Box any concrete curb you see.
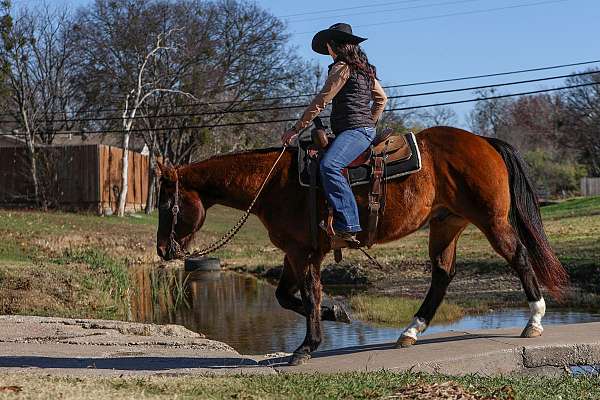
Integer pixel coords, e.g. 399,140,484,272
0,316,598,376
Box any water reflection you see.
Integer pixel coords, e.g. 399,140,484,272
130,269,600,355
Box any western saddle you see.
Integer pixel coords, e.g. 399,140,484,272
300,117,420,262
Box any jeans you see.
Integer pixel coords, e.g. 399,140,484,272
320,126,376,233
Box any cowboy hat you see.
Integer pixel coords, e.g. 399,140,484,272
311,23,367,55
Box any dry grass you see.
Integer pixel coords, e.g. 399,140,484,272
0,371,598,400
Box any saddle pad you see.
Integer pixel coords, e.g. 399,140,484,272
298,132,422,188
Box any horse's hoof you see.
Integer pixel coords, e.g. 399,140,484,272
395,335,416,348
333,304,352,324
521,325,543,338
288,352,311,366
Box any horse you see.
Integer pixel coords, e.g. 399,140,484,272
155,126,568,366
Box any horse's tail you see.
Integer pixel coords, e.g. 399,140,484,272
485,137,568,300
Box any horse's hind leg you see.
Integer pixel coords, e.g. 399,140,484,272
276,255,351,323
397,213,468,348
479,219,545,338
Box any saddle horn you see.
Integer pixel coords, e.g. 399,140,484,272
311,117,329,149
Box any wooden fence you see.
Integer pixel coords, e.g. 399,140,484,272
0,144,151,213
581,177,600,197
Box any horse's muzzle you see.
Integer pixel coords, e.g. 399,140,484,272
157,243,172,261
157,240,186,261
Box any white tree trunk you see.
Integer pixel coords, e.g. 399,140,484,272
117,132,130,216
21,109,41,207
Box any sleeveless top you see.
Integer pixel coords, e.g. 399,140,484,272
328,61,375,135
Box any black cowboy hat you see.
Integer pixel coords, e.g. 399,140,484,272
311,23,367,55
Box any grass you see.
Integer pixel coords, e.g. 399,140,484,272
349,294,467,326
1,371,600,399
0,196,598,324
541,196,600,220
51,249,132,319
0,209,152,320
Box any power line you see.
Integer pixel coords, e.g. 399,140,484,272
0,57,597,120
279,0,421,18
385,82,598,112
3,81,596,136
386,70,598,99
293,0,569,34
385,59,600,88
0,70,595,125
287,0,483,24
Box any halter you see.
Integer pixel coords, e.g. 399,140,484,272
167,171,185,258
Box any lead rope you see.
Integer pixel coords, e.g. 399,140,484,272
185,143,384,269
186,146,288,258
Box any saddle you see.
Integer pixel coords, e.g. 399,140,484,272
298,117,422,260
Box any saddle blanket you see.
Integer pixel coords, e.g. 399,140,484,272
298,132,422,188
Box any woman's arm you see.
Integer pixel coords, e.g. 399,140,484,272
371,79,388,124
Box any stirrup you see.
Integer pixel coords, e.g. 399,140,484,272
319,221,361,249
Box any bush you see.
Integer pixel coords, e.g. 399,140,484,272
524,150,587,198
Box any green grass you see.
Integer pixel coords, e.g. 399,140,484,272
1,371,600,399
349,294,467,326
52,248,132,318
541,196,600,220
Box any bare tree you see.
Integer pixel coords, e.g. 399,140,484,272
117,29,199,217
417,105,458,127
561,70,600,176
0,1,76,207
468,88,511,137
71,0,308,214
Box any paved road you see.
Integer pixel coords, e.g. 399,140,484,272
0,315,598,376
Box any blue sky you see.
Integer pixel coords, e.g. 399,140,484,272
20,0,600,127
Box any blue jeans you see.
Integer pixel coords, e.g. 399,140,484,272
320,127,376,233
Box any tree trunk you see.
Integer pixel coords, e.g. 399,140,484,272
145,149,157,214
117,132,130,216
27,140,40,207
22,111,41,208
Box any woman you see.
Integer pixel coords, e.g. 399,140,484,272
281,23,388,244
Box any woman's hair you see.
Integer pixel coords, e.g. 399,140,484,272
329,41,377,86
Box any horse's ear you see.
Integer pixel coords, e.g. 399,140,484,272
157,161,177,182
155,162,164,179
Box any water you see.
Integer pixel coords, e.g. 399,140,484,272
130,269,600,355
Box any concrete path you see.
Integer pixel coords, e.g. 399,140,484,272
0,315,598,376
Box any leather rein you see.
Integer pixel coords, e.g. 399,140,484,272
167,146,288,259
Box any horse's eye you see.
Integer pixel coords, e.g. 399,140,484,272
158,199,171,211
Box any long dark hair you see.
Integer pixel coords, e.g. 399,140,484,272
329,41,377,86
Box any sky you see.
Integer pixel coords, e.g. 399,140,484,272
19,0,600,127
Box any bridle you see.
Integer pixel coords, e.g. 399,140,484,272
162,147,288,261
166,170,185,259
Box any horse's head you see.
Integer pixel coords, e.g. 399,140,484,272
156,162,206,261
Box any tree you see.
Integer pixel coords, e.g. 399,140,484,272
0,1,76,207
561,70,600,176
416,105,458,127
468,88,511,137
71,0,309,214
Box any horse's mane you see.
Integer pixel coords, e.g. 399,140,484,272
180,146,296,171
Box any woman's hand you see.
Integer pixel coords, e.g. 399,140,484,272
281,129,299,146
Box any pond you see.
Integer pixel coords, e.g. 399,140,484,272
129,269,600,355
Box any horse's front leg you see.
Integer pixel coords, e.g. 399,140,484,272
276,255,351,323
287,250,324,366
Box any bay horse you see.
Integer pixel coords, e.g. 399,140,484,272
155,126,568,365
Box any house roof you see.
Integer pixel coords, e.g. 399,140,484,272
52,133,148,154
0,131,150,155
0,135,26,147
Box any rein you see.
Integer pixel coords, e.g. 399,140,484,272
170,146,288,259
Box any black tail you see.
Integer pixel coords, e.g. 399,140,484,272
485,137,569,300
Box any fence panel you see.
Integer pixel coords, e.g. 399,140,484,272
581,178,600,197
0,144,150,212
